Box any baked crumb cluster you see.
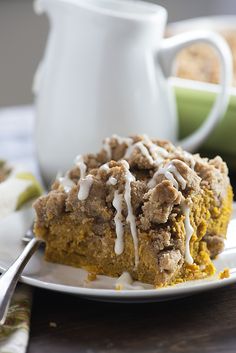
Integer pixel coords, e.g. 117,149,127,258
34,135,233,286
175,30,236,86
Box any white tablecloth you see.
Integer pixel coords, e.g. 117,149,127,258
0,106,38,353
0,105,39,176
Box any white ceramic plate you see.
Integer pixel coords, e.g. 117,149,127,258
0,204,235,303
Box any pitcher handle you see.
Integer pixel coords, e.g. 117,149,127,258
158,31,232,152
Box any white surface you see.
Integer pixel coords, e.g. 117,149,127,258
0,105,40,177
0,204,235,303
168,15,236,34
0,177,32,220
1,1,236,106
34,0,231,184
171,77,236,97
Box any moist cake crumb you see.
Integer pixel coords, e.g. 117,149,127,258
219,268,230,279
33,135,233,287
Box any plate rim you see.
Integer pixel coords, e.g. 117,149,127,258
17,268,236,298
0,203,235,300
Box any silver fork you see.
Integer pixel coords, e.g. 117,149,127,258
0,226,42,325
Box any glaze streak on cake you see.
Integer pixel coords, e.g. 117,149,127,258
33,135,233,287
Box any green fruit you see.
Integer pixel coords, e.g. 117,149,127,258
0,160,6,168
15,172,43,209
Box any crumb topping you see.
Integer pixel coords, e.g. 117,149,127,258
174,30,236,86
219,268,230,280
34,135,231,268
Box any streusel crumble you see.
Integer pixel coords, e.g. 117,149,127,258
34,135,233,286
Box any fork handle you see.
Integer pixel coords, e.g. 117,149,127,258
0,238,41,325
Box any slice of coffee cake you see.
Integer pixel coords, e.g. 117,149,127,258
33,135,233,287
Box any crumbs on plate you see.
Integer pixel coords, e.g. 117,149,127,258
87,272,97,282
49,322,57,328
219,268,230,280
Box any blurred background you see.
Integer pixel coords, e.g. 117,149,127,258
0,0,236,107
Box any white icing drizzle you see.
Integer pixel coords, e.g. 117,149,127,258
115,272,144,290
148,170,157,188
84,270,153,290
78,174,93,201
112,134,133,146
102,138,112,160
74,135,195,269
125,141,154,165
168,165,187,190
147,156,192,265
143,134,169,160
112,191,124,255
99,163,110,172
148,143,169,160
103,134,169,169
59,175,75,193
107,176,117,186
148,171,159,189
99,162,125,256
182,202,194,264
148,161,187,190
102,135,133,160
158,167,179,189
182,151,196,169
74,155,87,179
115,272,132,289
122,160,139,268
124,135,169,167
99,159,139,266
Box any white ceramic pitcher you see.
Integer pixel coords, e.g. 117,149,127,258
34,0,232,184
